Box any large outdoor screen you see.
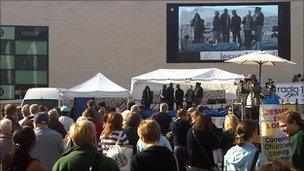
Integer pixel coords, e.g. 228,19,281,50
167,2,290,63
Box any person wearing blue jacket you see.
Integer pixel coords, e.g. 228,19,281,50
224,120,267,171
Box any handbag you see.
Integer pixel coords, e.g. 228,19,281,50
104,131,133,171
191,131,220,171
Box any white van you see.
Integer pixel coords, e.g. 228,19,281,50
22,88,72,109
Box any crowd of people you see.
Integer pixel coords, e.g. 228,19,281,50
190,7,265,49
0,96,303,171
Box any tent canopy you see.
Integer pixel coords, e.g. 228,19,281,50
131,68,244,100
68,73,130,98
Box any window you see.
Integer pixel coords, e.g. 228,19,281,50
15,55,47,70
0,55,14,69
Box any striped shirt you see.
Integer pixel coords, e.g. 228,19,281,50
100,130,129,155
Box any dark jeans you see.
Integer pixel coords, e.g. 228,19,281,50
186,101,193,109
175,146,188,171
232,30,241,45
176,102,183,110
222,30,230,42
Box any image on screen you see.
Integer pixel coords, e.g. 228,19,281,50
167,3,290,63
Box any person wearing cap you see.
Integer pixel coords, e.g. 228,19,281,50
253,7,264,41
31,113,64,171
58,106,74,133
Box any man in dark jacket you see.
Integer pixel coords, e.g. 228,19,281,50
193,82,204,107
151,103,172,135
212,11,222,44
220,8,230,42
167,83,175,111
253,7,264,41
175,84,184,110
230,10,242,45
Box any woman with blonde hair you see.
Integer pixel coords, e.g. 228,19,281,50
224,120,267,171
53,118,119,171
100,113,129,155
221,114,239,154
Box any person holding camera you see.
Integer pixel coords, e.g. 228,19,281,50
243,74,262,120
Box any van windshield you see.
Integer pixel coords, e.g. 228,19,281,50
22,99,59,109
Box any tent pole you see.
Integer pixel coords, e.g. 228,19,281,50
258,63,262,83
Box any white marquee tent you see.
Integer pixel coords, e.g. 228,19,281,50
67,73,130,98
131,68,244,101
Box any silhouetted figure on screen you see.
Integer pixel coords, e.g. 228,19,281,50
220,9,230,42
191,11,205,43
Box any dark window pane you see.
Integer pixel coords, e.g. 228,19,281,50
15,26,48,40
15,55,47,70
0,70,14,84
0,40,14,54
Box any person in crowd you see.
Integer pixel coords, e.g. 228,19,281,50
190,10,205,43
130,105,141,116
2,127,46,171
123,113,141,154
58,106,74,133
83,108,103,140
31,113,64,170
185,85,194,109
193,82,204,107
18,104,30,126
221,114,239,155
175,84,184,110
126,101,136,112
244,74,262,120
278,111,304,170
47,109,67,138
4,104,21,133
30,104,40,116
121,110,132,128
160,84,168,104
142,86,153,110
190,110,201,125
212,11,222,44
52,118,119,171
292,74,300,82
87,100,103,126
253,7,264,42
242,11,254,49
136,134,172,154
220,8,230,42
167,83,175,111
224,120,267,171
100,113,129,155
230,10,242,45
151,103,172,135
170,109,191,171
0,118,13,162
40,106,49,113
297,73,303,82
257,160,291,171
187,114,219,170
131,119,178,171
